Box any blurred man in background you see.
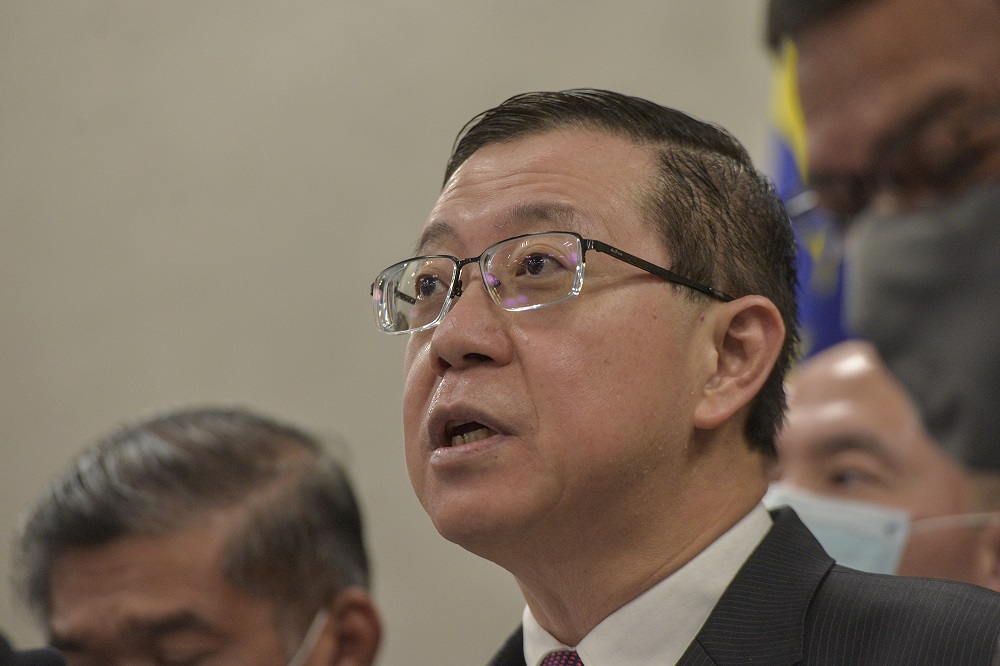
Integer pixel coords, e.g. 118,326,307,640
766,0,1000,471
15,406,381,666
768,340,1000,587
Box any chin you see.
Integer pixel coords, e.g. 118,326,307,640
425,496,532,559
430,503,500,544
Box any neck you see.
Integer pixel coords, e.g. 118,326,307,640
504,451,768,646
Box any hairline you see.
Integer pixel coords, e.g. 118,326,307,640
442,122,729,249
18,408,369,639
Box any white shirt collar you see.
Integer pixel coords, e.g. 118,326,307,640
522,504,772,666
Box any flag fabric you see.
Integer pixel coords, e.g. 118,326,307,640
768,41,851,358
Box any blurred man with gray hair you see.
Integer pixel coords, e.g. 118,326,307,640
15,406,381,666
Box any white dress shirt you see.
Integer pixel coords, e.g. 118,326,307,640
523,504,773,666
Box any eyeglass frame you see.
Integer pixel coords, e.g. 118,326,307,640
371,230,734,335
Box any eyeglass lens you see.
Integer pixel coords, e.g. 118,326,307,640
374,232,584,333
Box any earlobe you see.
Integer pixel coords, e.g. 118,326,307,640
693,295,785,431
324,586,383,666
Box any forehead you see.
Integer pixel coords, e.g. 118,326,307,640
48,513,251,636
780,350,929,460
420,129,657,254
795,0,1000,174
789,350,908,420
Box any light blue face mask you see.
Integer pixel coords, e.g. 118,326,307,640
764,483,910,574
764,483,1000,575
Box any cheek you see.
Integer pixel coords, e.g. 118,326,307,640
904,461,971,520
520,324,607,410
401,387,427,487
900,528,980,581
402,336,422,384
402,342,433,427
223,610,291,663
528,324,684,450
402,344,437,495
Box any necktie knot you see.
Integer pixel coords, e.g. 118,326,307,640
540,650,584,666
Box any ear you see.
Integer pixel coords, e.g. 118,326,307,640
693,295,785,430
320,586,382,666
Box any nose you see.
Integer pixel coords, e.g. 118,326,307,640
428,261,513,375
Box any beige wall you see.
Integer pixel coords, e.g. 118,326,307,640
0,2,773,663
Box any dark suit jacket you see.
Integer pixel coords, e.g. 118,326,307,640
487,507,1000,665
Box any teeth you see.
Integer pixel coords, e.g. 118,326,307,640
446,424,497,447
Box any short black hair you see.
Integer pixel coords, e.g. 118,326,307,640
15,406,370,636
445,89,799,457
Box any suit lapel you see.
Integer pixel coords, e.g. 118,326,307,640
677,507,834,665
487,509,832,666
487,625,527,666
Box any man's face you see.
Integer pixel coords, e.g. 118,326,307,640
402,129,711,559
795,0,1000,217
774,343,983,582
48,512,298,665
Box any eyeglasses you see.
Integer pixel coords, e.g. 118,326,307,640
807,94,1000,220
371,230,733,334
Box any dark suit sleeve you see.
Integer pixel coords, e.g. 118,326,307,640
804,567,1000,665
683,507,1000,665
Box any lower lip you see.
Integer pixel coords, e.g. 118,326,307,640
429,433,506,466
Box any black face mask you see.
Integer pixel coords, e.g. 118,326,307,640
845,181,1000,468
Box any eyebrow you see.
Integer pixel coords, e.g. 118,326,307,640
132,611,222,640
51,611,223,652
810,87,971,186
870,88,971,164
810,433,900,471
414,202,582,256
413,221,459,256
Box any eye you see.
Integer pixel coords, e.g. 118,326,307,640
830,467,879,488
414,273,447,300
823,454,892,496
514,252,568,277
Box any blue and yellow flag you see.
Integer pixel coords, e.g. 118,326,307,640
769,41,851,358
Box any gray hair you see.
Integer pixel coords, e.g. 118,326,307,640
15,406,370,634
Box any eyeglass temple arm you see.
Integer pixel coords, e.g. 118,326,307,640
370,282,418,305
585,239,734,302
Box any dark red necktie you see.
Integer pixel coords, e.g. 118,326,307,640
540,650,584,666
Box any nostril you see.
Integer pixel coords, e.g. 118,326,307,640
432,352,492,376
433,356,453,375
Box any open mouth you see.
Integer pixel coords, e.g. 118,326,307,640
444,420,498,447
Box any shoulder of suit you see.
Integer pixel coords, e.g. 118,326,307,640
818,565,1000,619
